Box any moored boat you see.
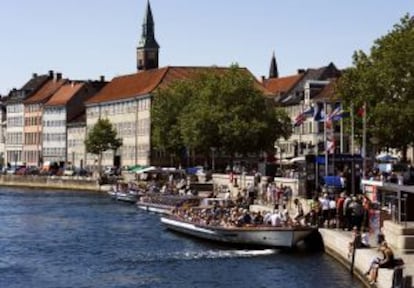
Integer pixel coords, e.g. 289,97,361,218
108,190,139,203
108,181,144,203
137,194,201,215
160,216,316,248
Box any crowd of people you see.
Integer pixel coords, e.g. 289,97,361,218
171,198,306,228
246,180,372,231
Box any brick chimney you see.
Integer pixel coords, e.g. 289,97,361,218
56,73,62,81
48,70,54,79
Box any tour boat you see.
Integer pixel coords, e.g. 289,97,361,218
108,181,143,203
160,216,317,248
137,194,201,215
108,190,139,203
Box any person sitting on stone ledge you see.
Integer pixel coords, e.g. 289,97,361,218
365,238,395,285
347,227,370,258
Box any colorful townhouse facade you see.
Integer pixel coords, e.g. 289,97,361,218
22,72,67,167
5,73,50,167
0,98,6,166
42,80,104,166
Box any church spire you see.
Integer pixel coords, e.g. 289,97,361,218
137,0,160,71
269,51,278,78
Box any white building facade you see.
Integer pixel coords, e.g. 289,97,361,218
67,121,86,169
86,96,151,168
6,100,24,166
42,106,67,164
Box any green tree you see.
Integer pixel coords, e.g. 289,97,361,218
85,118,122,175
337,14,414,160
151,81,194,162
151,66,291,166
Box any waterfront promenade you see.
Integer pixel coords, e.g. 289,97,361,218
0,174,102,191
320,228,413,288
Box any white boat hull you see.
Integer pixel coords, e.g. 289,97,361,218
160,217,316,248
136,202,172,215
108,191,138,203
136,194,200,215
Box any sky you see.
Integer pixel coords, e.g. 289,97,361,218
0,0,412,95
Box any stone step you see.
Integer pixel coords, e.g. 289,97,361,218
384,232,414,250
383,220,414,235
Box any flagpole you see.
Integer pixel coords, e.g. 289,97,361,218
351,102,355,154
299,101,303,156
324,102,328,177
362,101,367,179
340,105,344,153
331,103,335,176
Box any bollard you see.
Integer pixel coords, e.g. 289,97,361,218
392,266,404,288
350,239,356,275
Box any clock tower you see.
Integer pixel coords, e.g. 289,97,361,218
137,0,160,71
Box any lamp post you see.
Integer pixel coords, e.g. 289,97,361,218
279,147,284,172
14,151,17,169
210,147,216,172
299,100,304,156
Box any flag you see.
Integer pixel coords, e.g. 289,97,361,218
293,113,306,127
302,105,314,116
333,111,350,121
326,138,335,154
293,105,314,127
313,102,325,121
327,103,342,122
357,106,365,117
326,103,350,121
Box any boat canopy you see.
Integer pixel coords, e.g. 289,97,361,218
135,166,156,174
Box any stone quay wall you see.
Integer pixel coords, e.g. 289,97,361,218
319,228,399,288
0,175,101,191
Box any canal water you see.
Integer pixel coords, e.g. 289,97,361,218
0,188,364,288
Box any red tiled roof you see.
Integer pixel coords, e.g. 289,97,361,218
86,66,270,104
86,68,168,104
44,82,84,106
263,74,303,95
24,79,67,104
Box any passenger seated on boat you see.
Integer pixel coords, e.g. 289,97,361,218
228,208,238,225
219,215,230,227
270,211,284,226
160,184,167,194
253,211,264,225
263,211,272,225
237,209,252,226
